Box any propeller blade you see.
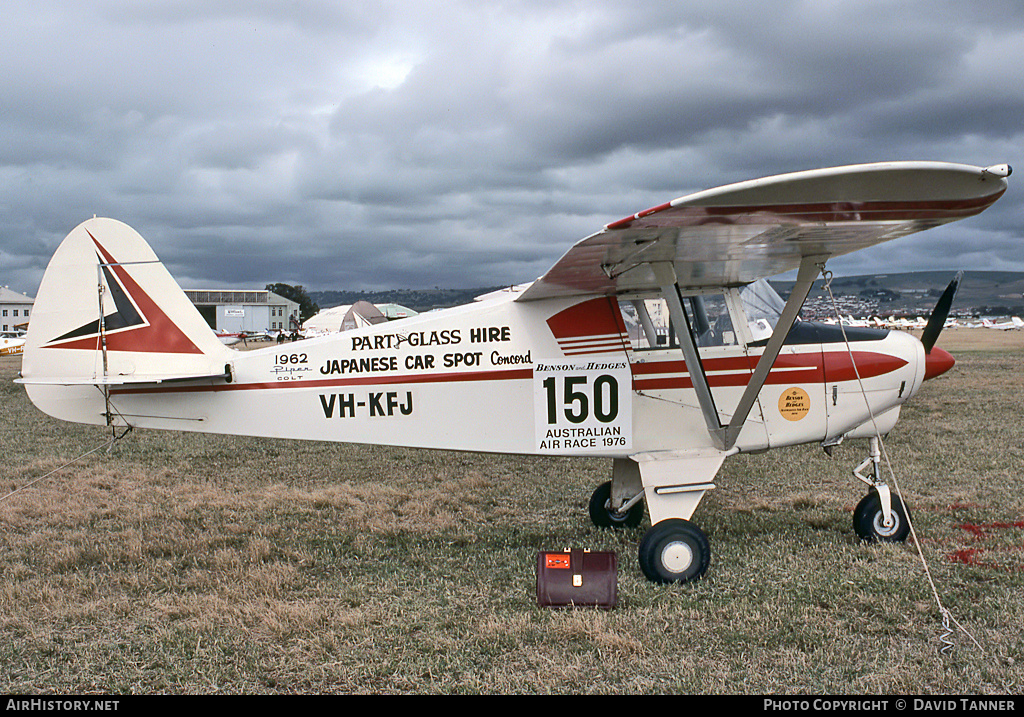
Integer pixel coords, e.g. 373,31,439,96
921,270,963,354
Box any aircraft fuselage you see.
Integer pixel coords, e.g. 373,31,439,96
65,292,936,463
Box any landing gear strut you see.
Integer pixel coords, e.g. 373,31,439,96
591,456,719,584
851,437,911,543
588,481,645,529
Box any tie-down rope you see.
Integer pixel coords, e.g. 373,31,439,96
817,264,981,656
0,425,133,505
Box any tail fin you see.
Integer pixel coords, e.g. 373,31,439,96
19,218,233,425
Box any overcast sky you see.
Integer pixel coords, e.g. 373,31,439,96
2,0,1023,296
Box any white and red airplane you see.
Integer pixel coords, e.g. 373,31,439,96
981,316,1024,330
17,161,1011,583
0,333,26,356
214,330,247,346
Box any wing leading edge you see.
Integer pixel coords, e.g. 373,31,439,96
517,162,1010,302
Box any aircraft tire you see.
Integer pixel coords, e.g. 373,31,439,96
588,481,645,529
638,519,710,584
853,491,911,543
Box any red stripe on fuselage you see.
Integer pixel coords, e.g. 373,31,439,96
821,350,909,383
631,350,906,391
109,349,906,397
546,297,630,353
109,367,535,396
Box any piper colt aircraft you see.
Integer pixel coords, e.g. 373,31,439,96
17,161,1011,584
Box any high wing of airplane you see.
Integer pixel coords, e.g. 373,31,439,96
16,161,1011,584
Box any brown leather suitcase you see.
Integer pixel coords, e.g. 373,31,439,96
536,549,617,609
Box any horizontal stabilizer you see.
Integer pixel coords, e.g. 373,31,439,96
16,369,232,387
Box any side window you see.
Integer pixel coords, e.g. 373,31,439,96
620,293,739,351
620,298,670,350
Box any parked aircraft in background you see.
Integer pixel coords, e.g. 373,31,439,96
215,330,247,346
0,332,25,356
822,315,868,328
981,316,1024,330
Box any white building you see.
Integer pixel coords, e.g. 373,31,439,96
0,286,34,333
183,289,300,333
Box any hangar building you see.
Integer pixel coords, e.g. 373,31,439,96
183,289,300,334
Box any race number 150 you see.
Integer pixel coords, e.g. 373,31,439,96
542,375,619,424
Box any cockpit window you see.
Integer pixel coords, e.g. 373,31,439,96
621,293,739,350
619,280,791,352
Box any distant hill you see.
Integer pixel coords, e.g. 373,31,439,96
310,271,1024,320
770,270,1024,319
308,287,505,313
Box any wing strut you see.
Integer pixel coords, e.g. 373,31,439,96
653,262,723,443
654,255,826,451
722,255,825,449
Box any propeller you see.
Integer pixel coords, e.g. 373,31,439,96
921,270,963,355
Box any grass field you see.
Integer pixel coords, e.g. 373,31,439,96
1,331,1022,694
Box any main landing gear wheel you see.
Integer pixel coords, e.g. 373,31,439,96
588,481,645,529
638,519,710,584
853,490,911,543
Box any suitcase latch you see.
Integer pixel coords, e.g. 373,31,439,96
576,548,589,585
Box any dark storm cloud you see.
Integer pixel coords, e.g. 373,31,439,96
1,0,1022,296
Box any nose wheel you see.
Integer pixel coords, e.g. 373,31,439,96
853,490,911,543
851,437,911,543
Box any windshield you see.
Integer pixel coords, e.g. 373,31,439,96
740,279,787,342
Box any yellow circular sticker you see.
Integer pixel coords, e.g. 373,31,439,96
778,387,810,421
